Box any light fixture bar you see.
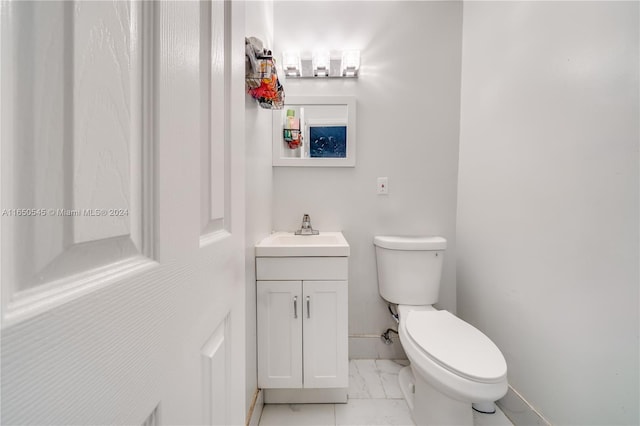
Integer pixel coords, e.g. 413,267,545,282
283,50,360,78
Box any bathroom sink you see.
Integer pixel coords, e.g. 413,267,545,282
255,231,350,257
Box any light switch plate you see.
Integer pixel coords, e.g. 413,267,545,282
377,177,389,195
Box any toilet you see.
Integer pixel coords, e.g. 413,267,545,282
374,236,508,426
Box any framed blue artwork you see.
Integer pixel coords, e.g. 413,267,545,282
309,124,347,158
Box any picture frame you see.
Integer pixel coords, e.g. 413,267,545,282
307,120,348,159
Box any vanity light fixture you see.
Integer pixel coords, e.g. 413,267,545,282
282,51,302,77
312,50,330,77
282,49,360,78
341,50,360,77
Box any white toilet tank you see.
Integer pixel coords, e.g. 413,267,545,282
374,236,447,305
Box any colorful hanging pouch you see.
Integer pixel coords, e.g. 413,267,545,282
245,37,284,110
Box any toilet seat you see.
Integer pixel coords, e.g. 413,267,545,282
405,310,507,384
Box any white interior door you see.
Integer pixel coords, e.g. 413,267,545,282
0,1,246,424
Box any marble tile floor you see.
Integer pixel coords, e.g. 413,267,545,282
259,359,514,426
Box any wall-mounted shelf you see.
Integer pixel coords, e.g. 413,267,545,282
272,96,356,167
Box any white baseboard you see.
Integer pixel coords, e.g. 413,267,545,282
349,335,407,359
264,388,347,404
247,389,264,426
497,385,551,426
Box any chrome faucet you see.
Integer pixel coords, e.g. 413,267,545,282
295,214,319,235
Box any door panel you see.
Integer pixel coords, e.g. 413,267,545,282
257,281,303,388
200,0,230,238
1,0,152,319
303,280,348,388
201,315,230,426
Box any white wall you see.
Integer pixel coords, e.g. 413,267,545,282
245,0,274,414
273,1,463,357
457,2,639,425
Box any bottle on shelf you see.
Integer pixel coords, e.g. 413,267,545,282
284,109,301,149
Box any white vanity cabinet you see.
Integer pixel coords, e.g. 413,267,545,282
256,254,349,403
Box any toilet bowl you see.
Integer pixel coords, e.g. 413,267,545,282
373,236,508,425
397,305,508,425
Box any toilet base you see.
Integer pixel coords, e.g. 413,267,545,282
472,401,497,414
398,366,473,426
398,366,415,411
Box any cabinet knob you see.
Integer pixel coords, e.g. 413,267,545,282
293,296,298,318
306,296,311,318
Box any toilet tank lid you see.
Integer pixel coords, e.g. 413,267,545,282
374,236,447,251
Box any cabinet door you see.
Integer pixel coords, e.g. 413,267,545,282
303,281,348,388
257,281,303,388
